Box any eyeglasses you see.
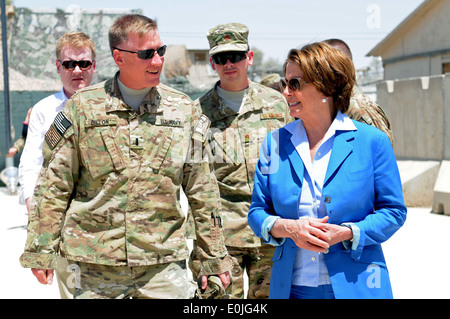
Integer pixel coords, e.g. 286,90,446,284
279,77,308,92
58,60,94,71
113,45,167,60
211,51,247,65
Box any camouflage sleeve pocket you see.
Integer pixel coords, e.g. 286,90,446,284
44,112,73,150
42,112,74,163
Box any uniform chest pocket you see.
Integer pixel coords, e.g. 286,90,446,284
144,126,174,171
210,130,245,165
243,134,265,163
260,116,286,133
81,130,125,180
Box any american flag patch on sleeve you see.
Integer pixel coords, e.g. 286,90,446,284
45,112,72,149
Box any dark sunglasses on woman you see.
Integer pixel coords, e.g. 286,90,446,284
279,77,308,92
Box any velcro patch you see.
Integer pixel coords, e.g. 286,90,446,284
45,112,72,149
54,112,72,135
155,116,183,127
85,117,117,127
45,125,61,149
193,114,211,142
260,112,284,120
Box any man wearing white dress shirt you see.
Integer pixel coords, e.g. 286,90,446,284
18,31,96,298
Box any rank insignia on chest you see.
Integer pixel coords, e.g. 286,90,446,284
260,112,284,120
45,112,72,149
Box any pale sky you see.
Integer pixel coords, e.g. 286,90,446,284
13,0,425,70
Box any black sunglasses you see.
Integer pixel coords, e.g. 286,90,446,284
211,51,247,65
113,45,167,60
58,60,94,71
279,77,308,92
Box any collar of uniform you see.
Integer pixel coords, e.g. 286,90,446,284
138,86,162,114
239,81,264,113
208,81,262,121
105,73,132,113
105,73,161,114
207,81,237,121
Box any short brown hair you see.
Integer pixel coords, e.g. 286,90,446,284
108,14,158,55
284,42,356,115
56,31,96,60
323,38,353,60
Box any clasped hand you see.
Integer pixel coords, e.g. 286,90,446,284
271,216,352,252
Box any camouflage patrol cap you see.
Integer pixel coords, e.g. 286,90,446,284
260,73,282,92
207,23,249,55
260,73,281,87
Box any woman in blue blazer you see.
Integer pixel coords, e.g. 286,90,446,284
248,42,406,299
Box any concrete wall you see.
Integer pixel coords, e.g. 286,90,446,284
377,73,450,212
383,54,450,80
376,74,450,160
6,6,140,87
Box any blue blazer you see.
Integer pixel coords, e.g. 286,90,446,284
248,120,407,299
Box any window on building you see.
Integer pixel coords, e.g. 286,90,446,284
194,53,207,62
442,63,450,74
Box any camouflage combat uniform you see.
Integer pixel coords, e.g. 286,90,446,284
347,86,394,146
19,74,232,298
189,81,291,299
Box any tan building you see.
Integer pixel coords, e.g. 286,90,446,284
368,0,450,80
367,0,450,213
186,48,219,91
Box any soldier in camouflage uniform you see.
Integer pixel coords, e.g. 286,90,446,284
8,107,32,156
347,85,393,146
188,23,292,299
19,14,232,299
260,73,282,93
324,38,394,146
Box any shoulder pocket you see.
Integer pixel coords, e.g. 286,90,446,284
147,127,173,172
45,112,73,150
